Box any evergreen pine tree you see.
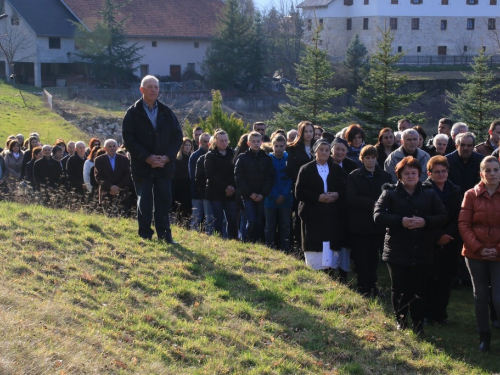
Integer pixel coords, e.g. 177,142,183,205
198,90,249,147
203,0,263,90
348,28,425,136
73,0,142,87
447,48,500,132
269,23,345,129
343,34,369,89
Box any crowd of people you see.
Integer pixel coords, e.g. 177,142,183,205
2,75,500,350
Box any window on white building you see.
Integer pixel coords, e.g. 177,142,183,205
391,0,398,4
397,46,402,52
307,19,312,30
152,41,157,47
441,0,449,4
482,46,487,52
411,0,422,4
438,46,447,55
467,18,475,30
390,18,398,30
488,18,496,30
49,38,61,49
363,18,369,30
346,18,352,30
412,18,420,30
187,63,195,72
344,0,353,5
441,20,447,30
491,0,497,4
466,0,478,4
364,0,369,4
464,46,468,52
194,42,199,48
417,46,421,52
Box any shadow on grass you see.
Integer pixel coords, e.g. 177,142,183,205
376,264,500,373
164,242,425,372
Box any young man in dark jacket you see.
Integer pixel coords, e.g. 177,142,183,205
235,131,275,242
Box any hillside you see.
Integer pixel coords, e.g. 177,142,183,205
0,202,494,374
0,81,87,144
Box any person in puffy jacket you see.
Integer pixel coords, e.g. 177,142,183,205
374,156,447,335
235,131,275,242
459,156,500,352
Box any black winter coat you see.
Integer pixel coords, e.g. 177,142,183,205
374,181,448,266
173,154,192,209
205,147,236,201
195,154,207,199
422,178,463,279
285,143,312,183
122,98,183,179
234,149,275,198
295,158,347,252
338,157,358,175
347,165,392,234
446,150,484,194
33,157,62,189
66,154,85,194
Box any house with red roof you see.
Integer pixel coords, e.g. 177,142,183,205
0,0,222,87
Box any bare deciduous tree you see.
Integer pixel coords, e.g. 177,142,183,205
453,31,476,63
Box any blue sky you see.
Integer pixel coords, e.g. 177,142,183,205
254,0,274,11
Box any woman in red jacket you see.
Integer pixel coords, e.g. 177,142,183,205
459,156,500,353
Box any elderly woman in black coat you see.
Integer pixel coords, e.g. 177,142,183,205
295,139,346,271
347,145,392,297
422,155,462,325
374,156,447,335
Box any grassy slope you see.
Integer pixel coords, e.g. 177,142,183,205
0,202,494,374
0,81,87,144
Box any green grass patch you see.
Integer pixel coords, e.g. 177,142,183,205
0,201,495,374
0,80,87,143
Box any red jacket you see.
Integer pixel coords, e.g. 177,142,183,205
459,182,500,260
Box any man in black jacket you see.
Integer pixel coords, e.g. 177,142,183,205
66,141,86,196
446,132,484,194
122,75,183,242
33,145,62,190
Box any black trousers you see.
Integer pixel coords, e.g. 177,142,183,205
386,262,429,326
351,233,384,291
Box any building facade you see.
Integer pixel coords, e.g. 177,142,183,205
299,0,500,60
0,0,222,87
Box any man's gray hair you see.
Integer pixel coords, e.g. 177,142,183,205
75,141,86,148
401,128,418,139
433,133,449,147
141,75,159,87
455,132,476,146
104,139,118,147
67,141,75,146
451,122,468,136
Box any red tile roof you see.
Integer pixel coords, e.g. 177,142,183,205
61,0,223,39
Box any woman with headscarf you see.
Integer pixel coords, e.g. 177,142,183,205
295,139,346,273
